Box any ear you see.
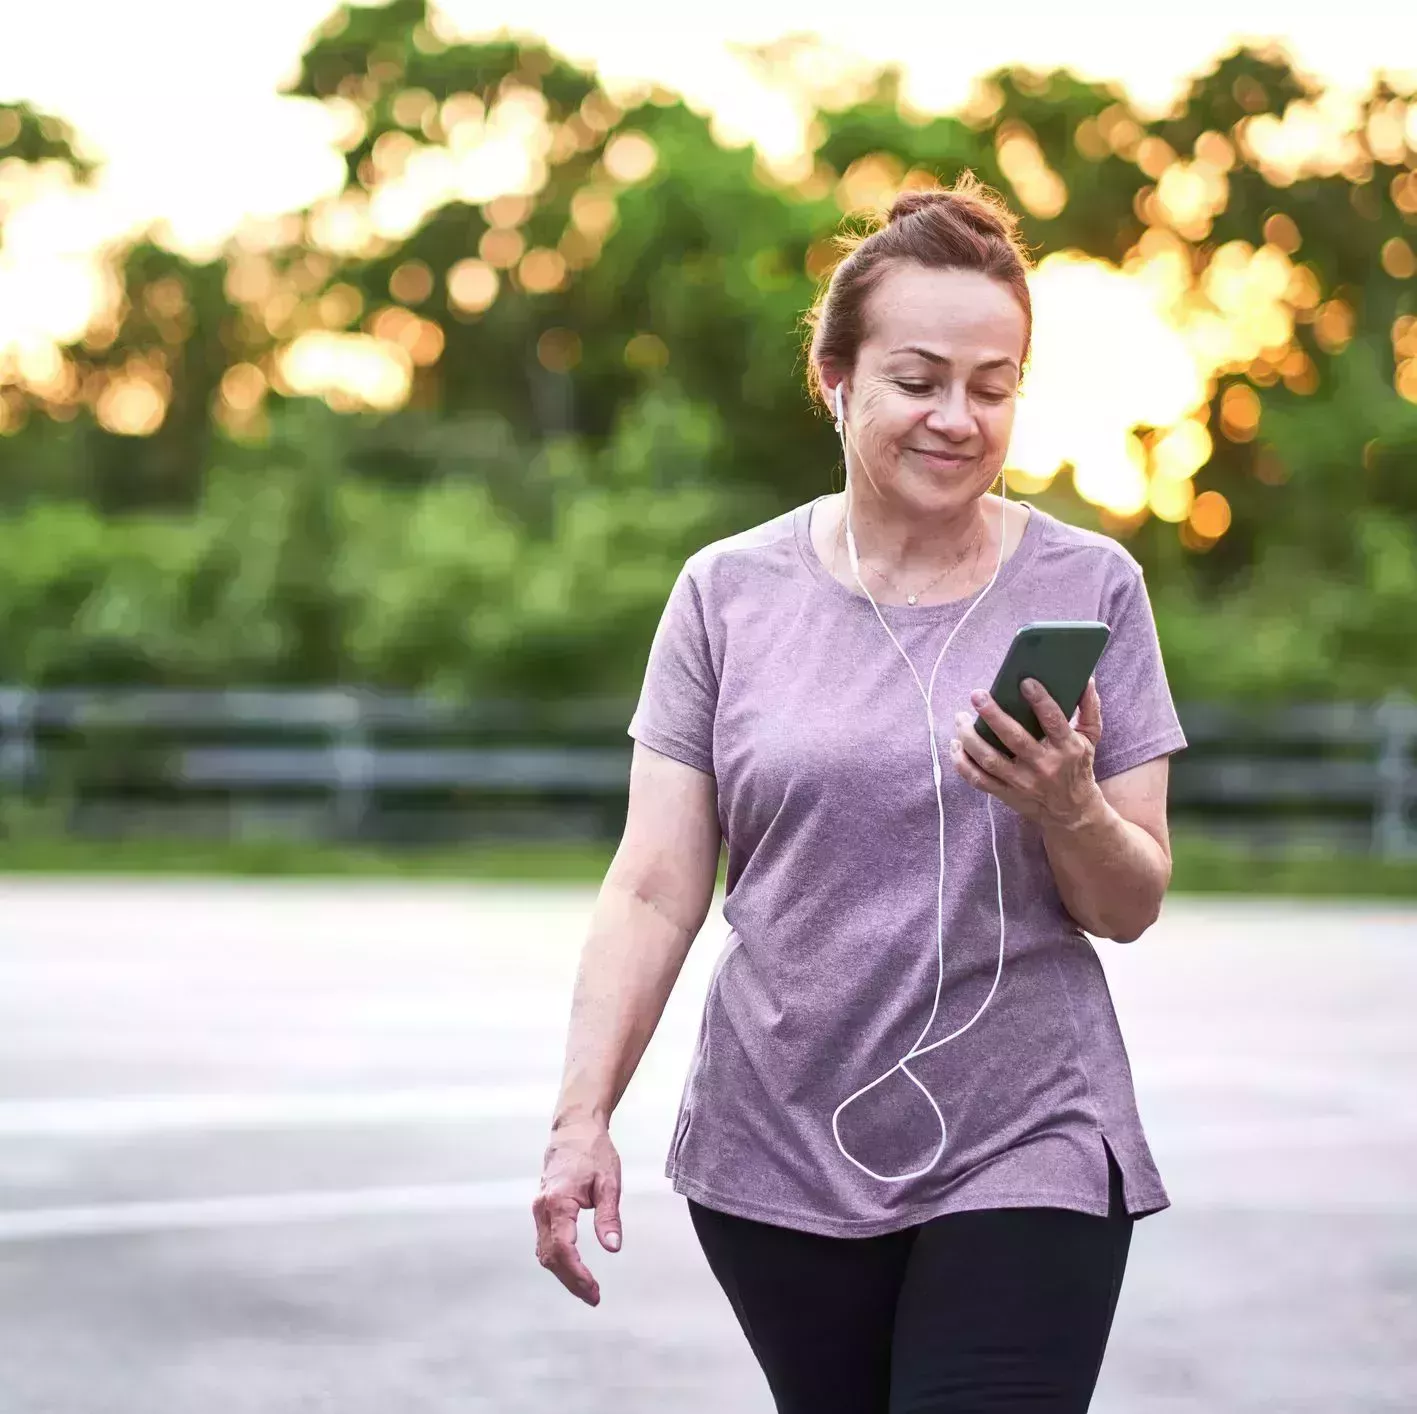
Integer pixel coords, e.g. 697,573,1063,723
817,362,846,417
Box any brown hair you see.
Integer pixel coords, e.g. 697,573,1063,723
805,171,1035,410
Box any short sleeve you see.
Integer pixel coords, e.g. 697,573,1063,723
1091,565,1188,782
626,563,718,776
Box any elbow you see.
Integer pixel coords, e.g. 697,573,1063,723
1108,853,1171,943
1108,922,1152,945
1103,897,1165,945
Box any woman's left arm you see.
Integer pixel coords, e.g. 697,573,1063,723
951,677,1173,943
1037,754,1171,944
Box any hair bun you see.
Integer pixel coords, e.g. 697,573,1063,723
886,174,1021,245
887,189,952,224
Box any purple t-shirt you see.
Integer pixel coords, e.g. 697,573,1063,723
627,494,1188,1237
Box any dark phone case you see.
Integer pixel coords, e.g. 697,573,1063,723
973,622,1110,759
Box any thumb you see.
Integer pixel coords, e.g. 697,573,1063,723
592,1168,622,1253
1078,677,1102,743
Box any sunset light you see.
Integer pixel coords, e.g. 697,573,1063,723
0,2,1414,547
0,22,1413,1371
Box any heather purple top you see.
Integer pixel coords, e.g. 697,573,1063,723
626,494,1188,1237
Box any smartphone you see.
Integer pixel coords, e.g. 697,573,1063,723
972,621,1110,759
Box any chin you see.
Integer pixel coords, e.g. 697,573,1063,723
898,469,975,508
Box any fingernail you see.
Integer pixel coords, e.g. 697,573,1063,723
950,738,960,752
605,1231,620,1250
969,689,987,708
1021,678,1039,696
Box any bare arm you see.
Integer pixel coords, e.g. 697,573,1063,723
1039,757,1171,943
953,676,1174,944
551,871,713,1130
534,741,722,1306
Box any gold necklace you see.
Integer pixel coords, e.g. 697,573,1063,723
834,513,984,605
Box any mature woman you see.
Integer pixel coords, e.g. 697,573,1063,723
533,172,1187,1414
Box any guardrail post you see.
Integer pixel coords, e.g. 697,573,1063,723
0,687,35,797
329,690,373,842
1373,691,1417,860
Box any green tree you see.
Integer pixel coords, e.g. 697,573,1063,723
2,12,1415,700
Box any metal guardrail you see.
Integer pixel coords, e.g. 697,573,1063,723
0,687,1414,857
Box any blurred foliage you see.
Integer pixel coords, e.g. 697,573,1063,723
0,397,755,697
0,100,95,184
0,2,1414,701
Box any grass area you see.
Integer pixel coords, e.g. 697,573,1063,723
0,834,618,882
1167,832,1417,898
0,830,1414,898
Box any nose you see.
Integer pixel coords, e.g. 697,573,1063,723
925,383,977,442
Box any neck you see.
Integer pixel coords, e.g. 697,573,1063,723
841,480,998,573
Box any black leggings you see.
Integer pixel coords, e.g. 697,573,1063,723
688,1148,1134,1414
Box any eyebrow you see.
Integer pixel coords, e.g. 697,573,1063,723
889,346,1019,374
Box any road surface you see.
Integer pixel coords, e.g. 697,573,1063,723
0,880,1412,1412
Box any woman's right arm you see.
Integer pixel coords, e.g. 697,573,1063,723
532,740,722,1307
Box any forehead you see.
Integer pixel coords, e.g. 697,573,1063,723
860,262,1026,364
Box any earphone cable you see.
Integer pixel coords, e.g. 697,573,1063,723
828,388,1010,1184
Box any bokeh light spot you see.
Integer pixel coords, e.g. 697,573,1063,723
1262,212,1302,253
603,131,658,184
447,258,499,314
1396,359,1417,403
219,362,266,413
537,327,582,372
570,187,617,239
1380,238,1416,280
278,331,410,411
1148,474,1195,523
479,227,526,269
1190,489,1233,539
1220,383,1261,441
518,247,567,295
1314,299,1355,353
624,332,669,371
389,259,434,304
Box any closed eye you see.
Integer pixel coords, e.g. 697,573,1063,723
895,380,1012,401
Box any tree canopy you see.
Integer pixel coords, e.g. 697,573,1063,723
0,3,1413,701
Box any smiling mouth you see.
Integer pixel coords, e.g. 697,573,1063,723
910,448,972,462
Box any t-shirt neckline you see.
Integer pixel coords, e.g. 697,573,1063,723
793,493,1043,619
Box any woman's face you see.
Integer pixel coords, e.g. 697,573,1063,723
828,262,1026,515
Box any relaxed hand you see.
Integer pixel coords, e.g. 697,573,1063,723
950,677,1105,828
532,1118,623,1306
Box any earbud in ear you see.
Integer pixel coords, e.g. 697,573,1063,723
834,384,844,429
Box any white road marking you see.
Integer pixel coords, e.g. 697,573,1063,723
0,1169,674,1243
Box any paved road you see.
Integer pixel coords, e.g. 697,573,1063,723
0,880,1413,1412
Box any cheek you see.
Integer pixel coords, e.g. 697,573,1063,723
857,388,916,442
985,402,1017,448
880,402,924,441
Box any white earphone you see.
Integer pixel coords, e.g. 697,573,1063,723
828,382,1010,1183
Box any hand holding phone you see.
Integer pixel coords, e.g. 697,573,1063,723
972,621,1109,759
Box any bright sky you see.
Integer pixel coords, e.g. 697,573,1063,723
0,0,1412,524
1,0,1412,256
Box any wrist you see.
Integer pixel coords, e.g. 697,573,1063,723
1049,782,1110,834
551,1100,611,1132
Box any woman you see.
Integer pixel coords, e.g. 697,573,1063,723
533,172,1187,1413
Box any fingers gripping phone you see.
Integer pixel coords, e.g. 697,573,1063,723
972,621,1111,760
